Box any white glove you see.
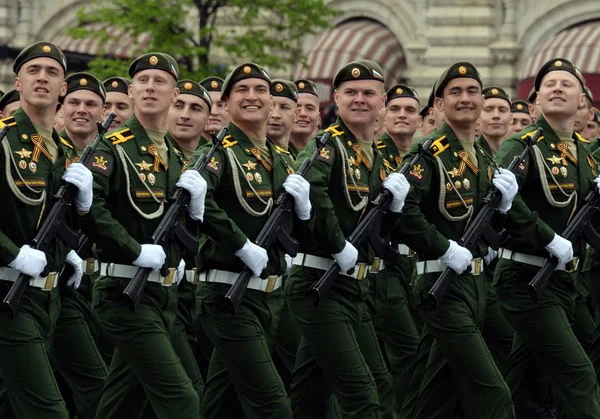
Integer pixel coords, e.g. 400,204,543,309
439,240,473,274
65,250,83,289
594,176,600,193
235,239,268,277
62,163,93,212
132,244,166,271
492,168,518,214
545,234,573,267
383,173,410,213
176,259,185,285
9,244,47,278
176,170,208,221
483,247,498,267
332,240,358,273
284,254,293,275
283,174,312,220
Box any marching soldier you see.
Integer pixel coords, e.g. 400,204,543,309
267,79,298,150
54,72,109,419
102,77,133,131
287,60,408,419
0,42,94,419
508,100,533,136
528,87,541,120
82,52,207,419
195,63,305,419
494,58,600,419
397,62,517,419
584,109,600,147
289,78,320,157
199,76,229,140
0,89,20,118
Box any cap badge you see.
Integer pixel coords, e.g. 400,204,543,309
243,65,252,74
298,82,305,89
42,45,51,53
111,81,119,88
79,78,88,86
554,60,563,67
149,56,159,65
396,87,403,94
275,83,283,92
210,80,219,88
458,66,467,75
517,104,523,110
491,88,499,95
351,68,360,78
183,82,193,90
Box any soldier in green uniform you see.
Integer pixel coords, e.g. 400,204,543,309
528,87,541,120
508,100,533,136
474,86,515,375
420,103,436,138
0,41,94,419
289,79,320,157
584,109,600,149
267,79,298,151
397,62,517,419
370,83,421,408
53,72,109,419
195,63,307,419
102,77,133,131
82,52,207,419
199,76,229,141
287,60,408,419
0,89,20,118
494,58,600,419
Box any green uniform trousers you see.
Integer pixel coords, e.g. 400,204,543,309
413,270,514,419
93,276,200,419
198,281,291,419
368,265,419,407
53,278,108,419
494,259,600,419
0,281,69,419
398,325,433,418
272,299,301,389
285,266,397,419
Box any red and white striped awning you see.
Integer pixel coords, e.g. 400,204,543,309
294,19,406,85
520,20,600,79
51,23,152,59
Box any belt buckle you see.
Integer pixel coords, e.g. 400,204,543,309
371,258,382,273
192,268,199,285
43,272,57,291
84,259,96,275
265,276,277,293
162,268,175,286
473,258,482,275
356,263,368,280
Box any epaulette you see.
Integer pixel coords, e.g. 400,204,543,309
324,124,344,137
106,128,134,145
429,135,449,157
575,132,589,143
275,145,290,155
221,135,238,149
376,140,386,149
0,116,17,128
520,129,544,143
60,137,74,149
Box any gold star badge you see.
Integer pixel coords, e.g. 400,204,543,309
149,56,159,65
15,148,32,159
447,167,460,178
135,160,153,171
458,66,467,75
275,83,283,92
546,156,562,165
242,161,258,171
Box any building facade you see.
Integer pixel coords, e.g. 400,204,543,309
1,0,599,107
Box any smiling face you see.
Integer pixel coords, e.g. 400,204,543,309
15,57,66,110
103,91,133,129
167,94,209,141
129,69,178,116
538,70,583,120
292,93,320,136
479,97,511,139
62,90,104,137
224,78,272,126
384,96,421,137
267,96,297,141
436,78,483,125
334,79,385,128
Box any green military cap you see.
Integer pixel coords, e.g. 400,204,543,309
103,77,131,95
177,79,212,109
511,100,530,114
386,83,419,106
128,52,179,81
419,105,430,118
0,89,20,112
434,62,483,97
0,90,4,97
199,76,224,93
332,60,384,89
271,79,298,102
294,79,318,97
13,41,67,74
482,86,511,106
527,87,537,104
221,62,271,100
533,58,585,91
584,86,594,104
63,72,106,102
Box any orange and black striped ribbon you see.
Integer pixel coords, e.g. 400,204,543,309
249,147,272,172
557,142,578,166
30,134,53,163
457,150,479,174
147,145,168,172
351,144,372,170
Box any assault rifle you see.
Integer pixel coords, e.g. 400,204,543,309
123,127,228,312
223,131,332,313
427,127,543,308
308,137,434,306
3,113,116,317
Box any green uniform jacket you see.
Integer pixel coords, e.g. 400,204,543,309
82,114,188,267
295,117,397,263
590,137,600,154
476,135,496,158
0,108,69,270
195,122,296,275
495,116,598,257
396,122,499,259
